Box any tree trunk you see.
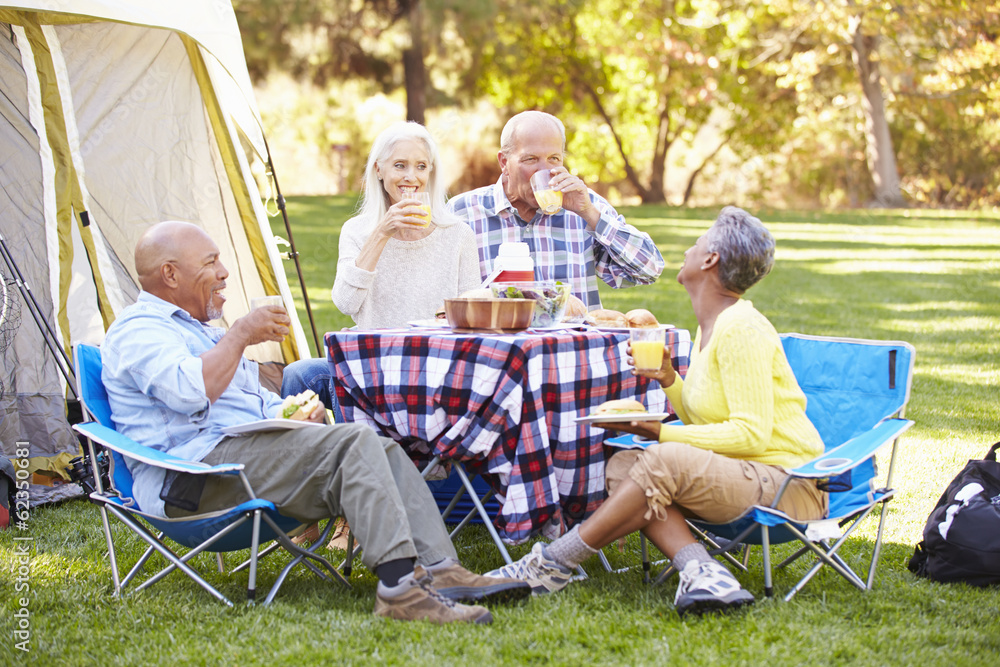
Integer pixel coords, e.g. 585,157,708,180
850,16,905,207
581,83,653,200
403,0,426,124
644,98,672,204
681,135,729,206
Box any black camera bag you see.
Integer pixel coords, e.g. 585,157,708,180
908,441,1000,586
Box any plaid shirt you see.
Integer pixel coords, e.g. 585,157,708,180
447,179,665,310
327,326,692,543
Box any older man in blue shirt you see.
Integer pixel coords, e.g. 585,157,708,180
101,221,527,624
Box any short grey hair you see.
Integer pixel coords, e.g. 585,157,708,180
499,111,566,157
704,206,775,293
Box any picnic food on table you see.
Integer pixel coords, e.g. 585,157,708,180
625,308,658,328
278,390,321,420
490,281,571,327
584,308,628,328
592,398,646,416
562,295,588,321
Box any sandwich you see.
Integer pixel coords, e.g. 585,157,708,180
584,308,628,328
591,398,646,416
562,294,588,322
278,390,321,421
625,308,659,328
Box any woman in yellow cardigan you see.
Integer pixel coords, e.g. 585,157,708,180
487,207,826,616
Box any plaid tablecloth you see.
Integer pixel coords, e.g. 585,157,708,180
326,326,691,544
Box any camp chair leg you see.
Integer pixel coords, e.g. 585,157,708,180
141,515,253,590
777,545,812,569
454,463,512,564
260,515,349,605
341,530,357,577
688,521,750,573
866,500,891,589
96,504,123,595
217,553,225,573
779,525,868,600
598,548,612,572
762,526,773,598
121,542,159,590
248,509,262,602
104,505,234,606
640,534,651,584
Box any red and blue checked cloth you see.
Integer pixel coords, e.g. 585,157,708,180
326,327,691,543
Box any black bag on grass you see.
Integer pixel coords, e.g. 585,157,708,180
908,441,1000,586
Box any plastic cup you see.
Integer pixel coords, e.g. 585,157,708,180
630,327,666,371
530,169,562,214
411,192,432,227
251,295,283,310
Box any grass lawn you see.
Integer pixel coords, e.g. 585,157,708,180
2,200,999,665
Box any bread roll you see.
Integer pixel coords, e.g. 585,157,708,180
625,308,659,328
585,308,628,328
459,288,494,300
592,398,646,416
562,294,588,321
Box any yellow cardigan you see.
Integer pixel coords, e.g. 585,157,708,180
659,300,823,469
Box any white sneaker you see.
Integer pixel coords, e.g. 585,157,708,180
674,560,755,617
485,543,574,595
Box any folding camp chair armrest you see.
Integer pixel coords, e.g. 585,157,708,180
787,418,913,479
73,422,244,475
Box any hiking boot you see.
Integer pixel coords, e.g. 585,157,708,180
425,558,531,605
674,560,755,617
374,566,493,625
485,543,573,595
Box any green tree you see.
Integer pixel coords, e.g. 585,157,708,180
470,0,792,204
728,0,1000,207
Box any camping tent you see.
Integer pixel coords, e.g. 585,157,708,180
0,1,310,462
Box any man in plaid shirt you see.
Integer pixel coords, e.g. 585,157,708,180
448,111,664,310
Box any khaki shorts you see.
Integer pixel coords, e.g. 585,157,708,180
606,442,827,524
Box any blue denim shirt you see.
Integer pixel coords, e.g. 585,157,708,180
101,291,283,517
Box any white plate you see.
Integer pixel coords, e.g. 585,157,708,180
221,419,325,436
407,318,451,328
590,324,675,333
574,412,671,425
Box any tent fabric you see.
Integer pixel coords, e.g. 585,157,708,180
0,2,308,459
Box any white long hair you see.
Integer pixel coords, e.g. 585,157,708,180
355,121,459,229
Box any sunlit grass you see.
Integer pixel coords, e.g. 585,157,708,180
3,204,998,665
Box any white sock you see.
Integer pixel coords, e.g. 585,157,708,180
544,525,597,570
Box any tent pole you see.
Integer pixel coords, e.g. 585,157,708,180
0,231,78,398
262,135,322,358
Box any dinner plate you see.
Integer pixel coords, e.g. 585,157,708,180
221,419,325,436
574,412,671,425
407,318,451,328
590,324,675,333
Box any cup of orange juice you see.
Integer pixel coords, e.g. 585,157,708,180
530,169,562,214
412,192,432,227
630,327,666,371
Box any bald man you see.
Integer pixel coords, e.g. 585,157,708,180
447,110,664,310
101,221,528,624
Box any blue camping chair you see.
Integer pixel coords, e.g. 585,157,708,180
607,334,915,601
71,344,349,606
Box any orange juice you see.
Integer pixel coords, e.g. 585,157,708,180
534,189,562,214
631,340,665,370
414,203,431,227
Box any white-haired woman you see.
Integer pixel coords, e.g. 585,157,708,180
332,120,480,328
486,207,827,617
282,122,479,429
